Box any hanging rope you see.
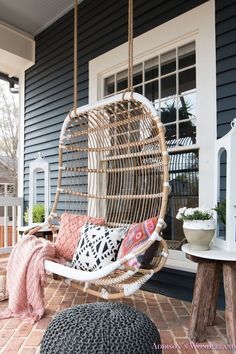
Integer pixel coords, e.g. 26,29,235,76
74,0,78,111
128,0,133,91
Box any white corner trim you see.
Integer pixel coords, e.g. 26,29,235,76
18,72,25,228
195,0,217,210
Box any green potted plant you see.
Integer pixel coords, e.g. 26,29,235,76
213,200,226,240
24,204,45,224
213,200,226,225
176,206,215,251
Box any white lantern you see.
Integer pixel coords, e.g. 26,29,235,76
214,119,236,251
28,153,50,226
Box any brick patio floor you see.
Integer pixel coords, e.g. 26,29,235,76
0,255,234,354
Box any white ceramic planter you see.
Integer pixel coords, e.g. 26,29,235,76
183,219,216,251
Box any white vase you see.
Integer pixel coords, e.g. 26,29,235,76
183,219,216,251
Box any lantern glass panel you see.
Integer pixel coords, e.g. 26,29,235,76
217,148,227,241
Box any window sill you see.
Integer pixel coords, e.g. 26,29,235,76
165,256,197,273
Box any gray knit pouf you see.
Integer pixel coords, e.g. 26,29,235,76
40,302,161,354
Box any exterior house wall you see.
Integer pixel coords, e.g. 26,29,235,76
24,0,235,305
24,0,207,212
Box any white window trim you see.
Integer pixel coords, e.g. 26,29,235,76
89,1,216,272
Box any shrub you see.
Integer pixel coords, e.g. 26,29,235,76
24,204,45,223
213,201,226,225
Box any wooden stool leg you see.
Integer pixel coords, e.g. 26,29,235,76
223,262,236,345
189,262,219,342
207,262,222,326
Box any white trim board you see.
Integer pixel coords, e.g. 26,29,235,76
89,1,216,272
0,22,35,228
0,22,35,76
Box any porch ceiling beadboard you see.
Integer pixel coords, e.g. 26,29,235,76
216,0,236,138
24,0,208,213
0,0,84,36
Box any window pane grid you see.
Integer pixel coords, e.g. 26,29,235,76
104,66,196,96
103,41,196,148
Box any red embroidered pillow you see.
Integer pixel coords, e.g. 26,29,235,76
117,217,158,267
55,213,105,260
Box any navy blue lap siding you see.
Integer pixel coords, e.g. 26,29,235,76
24,0,207,208
216,0,236,137
24,0,230,307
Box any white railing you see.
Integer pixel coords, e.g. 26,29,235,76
0,196,23,253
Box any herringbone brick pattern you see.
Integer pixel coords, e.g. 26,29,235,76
0,256,232,354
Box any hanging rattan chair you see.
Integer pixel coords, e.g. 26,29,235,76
42,91,170,299
28,0,170,299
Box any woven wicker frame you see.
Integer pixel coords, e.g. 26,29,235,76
42,92,170,299
27,0,170,299
49,92,169,227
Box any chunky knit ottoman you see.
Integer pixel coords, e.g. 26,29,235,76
40,302,161,354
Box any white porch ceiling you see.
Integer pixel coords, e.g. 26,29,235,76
0,0,84,37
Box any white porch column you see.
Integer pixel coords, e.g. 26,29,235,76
0,21,35,228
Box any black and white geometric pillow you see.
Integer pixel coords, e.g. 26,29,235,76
71,223,128,271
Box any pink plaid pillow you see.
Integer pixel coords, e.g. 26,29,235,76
55,213,105,260
117,217,158,267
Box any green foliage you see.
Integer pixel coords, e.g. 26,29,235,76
160,100,196,144
213,200,226,225
24,204,45,223
182,210,212,221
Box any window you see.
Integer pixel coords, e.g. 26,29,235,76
103,42,196,148
102,43,198,249
89,0,216,271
